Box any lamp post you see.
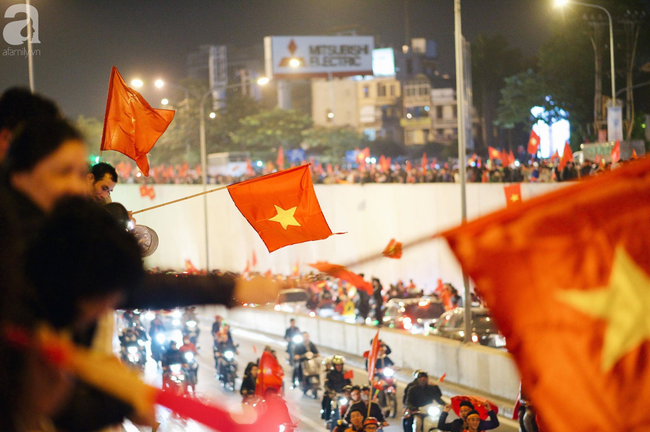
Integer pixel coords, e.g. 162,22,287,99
556,0,616,104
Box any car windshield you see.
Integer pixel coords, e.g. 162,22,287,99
278,290,309,303
473,314,498,331
404,301,446,319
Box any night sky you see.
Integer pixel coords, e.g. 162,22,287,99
0,0,554,119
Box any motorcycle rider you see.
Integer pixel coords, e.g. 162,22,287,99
363,417,379,432
162,340,185,369
214,330,238,380
340,405,365,432
212,315,223,337
402,370,423,432
293,332,319,387
285,318,301,366
179,335,198,393
148,313,166,364
406,371,446,430
322,355,352,421
240,362,259,399
345,386,387,426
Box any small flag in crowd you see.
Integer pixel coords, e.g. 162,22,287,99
100,67,174,176
276,146,284,169
139,184,155,200
382,238,403,259
367,331,381,382
503,184,522,208
227,165,333,252
558,142,573,171
441,156,650,431
527,130,541,155
308,261,373,295
611,139,620,163
488,146,501,160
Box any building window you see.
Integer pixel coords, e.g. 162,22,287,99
363,86,370,98
390,85,395,96
437,106,443,119
378,84,386,97
453,106,457,118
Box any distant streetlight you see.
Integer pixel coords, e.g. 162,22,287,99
555,0,615,105
154,79,165,88
131,79,143,88
257,76,270,86
209,112,216,119
161,98,169,106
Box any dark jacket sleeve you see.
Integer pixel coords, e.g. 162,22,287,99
437,412,454,431
433,385,446,405
120,273,237,310
480,410,500,430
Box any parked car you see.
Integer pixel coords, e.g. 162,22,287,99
429,307,506,348
382,297,446,334
275,288,310,314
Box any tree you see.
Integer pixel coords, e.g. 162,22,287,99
301,126,368,163
74,115,103,155
230,108,312,161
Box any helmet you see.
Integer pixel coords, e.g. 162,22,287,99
332,355,345,365
413,369,423,379
363,418,379,427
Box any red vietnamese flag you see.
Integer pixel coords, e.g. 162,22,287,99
382,238,403,259
527,130,541,155
611,140,620,163
550,149,560,162
500,150,509,167
508,150,516,166
558,142,573,171
101,67,174,176
228,166,333,252
421,153,427,172
246,158,255,176
503,184,522,208
344,370,354,380
367,331,381,382
451,396,498,420
488,146,501,160
255,351,284,396
277,147,284,169
406,160,412,172
441,157,650,431
308,262,373,295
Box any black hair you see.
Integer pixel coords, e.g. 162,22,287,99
0,87,60,132
5,117,83,174
350,385,361,393
103,202,130,230
25,197,144,329
90,162,118,183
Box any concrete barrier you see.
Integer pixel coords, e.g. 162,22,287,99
216,306,520,401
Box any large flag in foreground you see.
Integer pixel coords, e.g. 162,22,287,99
101,67,175,175
441,158,650,431
228,165,333,252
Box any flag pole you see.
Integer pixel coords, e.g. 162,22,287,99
131,184,229,215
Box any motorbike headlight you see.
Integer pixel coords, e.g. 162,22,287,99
172,310,182,319
156,333,166,344
339,397,348,405
185,352,194,361
137,339,145,346
145,311,155,321
172,319,181,326
383,368,394,377
427,406,441,417
127,346,138,354
224,351,234,360
186,320,197,328
170,364,181,373
292,335,303,344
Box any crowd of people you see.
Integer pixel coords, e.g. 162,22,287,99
110,154,613,186
0,87,283,432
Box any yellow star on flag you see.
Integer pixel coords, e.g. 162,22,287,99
556,246,650,371
268,205,301,230
510,194,520,202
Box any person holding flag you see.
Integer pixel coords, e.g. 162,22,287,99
344,386,386,426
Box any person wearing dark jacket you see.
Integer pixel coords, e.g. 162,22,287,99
437,401,499,432
345,386,386,425
322,355,352,420
406,372,445,410
402,371,421,432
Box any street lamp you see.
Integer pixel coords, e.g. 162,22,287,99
131,79,144,88
154,79,165,88
161,98,169,106
555,0,616,105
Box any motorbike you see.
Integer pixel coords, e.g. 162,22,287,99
287,334,303,366
182,318,200,347
120,339,146,371
183,350,199,392
410,404,442,432
151,330,167,365
216,348,238,391
375,367,398,418
297,351,320,399
326,392,349,431
163,362,188,396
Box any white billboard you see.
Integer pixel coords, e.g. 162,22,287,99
264,36,374,79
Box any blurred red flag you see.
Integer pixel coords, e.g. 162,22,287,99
243,260,250,274
421,153,427,172
508,150,516,165
308,261,373,295
246,158,255,176
558,142,573,171
550,150,560,162
367,331,381,382
356,147,370,163
277,147,284,169
255,351,284,396
406,160,412,172
139,184,155,200
227,166,333,252
293,260,300,277
441,157,650,431
631,149,638,160
488,146,501,159
503,184,522,208
500,150,509,167
100,67,174,176
527,130,541,155
344,370,354,380
382,238,403,259
611,139,620,163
